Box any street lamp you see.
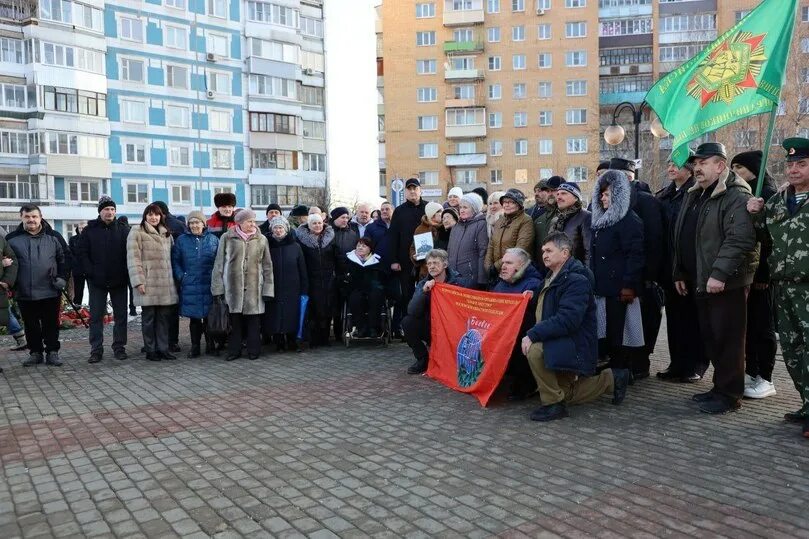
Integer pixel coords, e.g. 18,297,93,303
603,101,667,159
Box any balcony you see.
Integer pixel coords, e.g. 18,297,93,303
444,68,484,81
445,124,486,138
445,97,483,108
446,153,486,167
443,0,484,26
444,41,484,54
599,91,647,105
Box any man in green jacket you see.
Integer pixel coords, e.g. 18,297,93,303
748,137,809,437
673,142,758,415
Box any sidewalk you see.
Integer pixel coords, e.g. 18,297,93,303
1,320,807,538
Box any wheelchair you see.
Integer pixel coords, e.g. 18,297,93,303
341,296,392,347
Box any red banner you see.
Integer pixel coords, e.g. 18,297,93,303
427,283,530,407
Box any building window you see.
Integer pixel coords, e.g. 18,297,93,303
487,27,500,42
121,58,144,82
565,108,587,124
250,111,297,133
566,21,586,38
247,2,298,27
207,71,230,94
734,10,749,23
489,140,503,156
169,145,191,167
208,0,226,17
599,75,652,94
417,171,437,186
170,184,193,206
251,39,298,63
567,137,587,153
165,104,190,128
303,153,326,172
209,109,231,132
537,24,551,40
487,0,500,13
120,17,144,41
212,148,232,169
452,84,475,99
599,18,652,37
416,31,436,46
417,87,437,102
566,51,587,67
0,131,29,155
513,83,526,99
416,2,435,17
166,0,186,9
660,14,716,33
512,0,524,12
121,100,147,124
125,143,146,163
418,143,438,158
512,54,526,70
446,108,485,126
417,59,436,74
539,111,553,126
514,139,528,156
488,83,502,100
0,38,24,64
167,65,189,89
538,0,550,8
488,112,502,128
567,167,588,182
165,25,187,49
47,133,107,158
207,33,228,56
538,81,552,98
44,87,106,117
488,56,501,70
68,181,100,203
539,139,552,155
512,25,525,41
600,46,653,66
302,120,325,139
566,80,587,96
299,84,324,106
251,149,297,169
418,115,438,131
490,169,503,184
299,16,323,38
249,75,297,98
565,0,585,7
659,44,709,64
513,112,527,127
126,183,149,204
538,53,551,68
734,131,757,149
454,169,477,185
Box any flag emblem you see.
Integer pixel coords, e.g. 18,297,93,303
687,32,767,107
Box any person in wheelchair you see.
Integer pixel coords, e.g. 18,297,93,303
343,237,386,338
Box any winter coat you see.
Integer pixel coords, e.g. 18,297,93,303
164,213,188,239
744,174,777,284
344,251,386,294
590,172,645,298
548,206,591,266
206,211,236,238
365,219,392,265
656,177,695,286
630,181,665,283
388,199,427,270
266,233,308,334
295,224,337,317
126,224,179,307
210,228,274,315
673,169,758,294
406,268,464,319
171,231,219,319
533,205,558,258
6,223,67,301
526,257,598,376
527,204,546,220
68,233,83,276
757,184,809,284
75,217,130,290
447,212,489,287
485,210,535,271
0,234,18,326
492,262,543,295
409,217,447,280
333,222,359,276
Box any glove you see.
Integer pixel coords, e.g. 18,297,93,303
619,288,636,304
53,277,67,291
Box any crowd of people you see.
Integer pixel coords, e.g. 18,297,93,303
1,139,809,436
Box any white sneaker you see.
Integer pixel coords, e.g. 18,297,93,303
744,376,776,399
744,374,756,388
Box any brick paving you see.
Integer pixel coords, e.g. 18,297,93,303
1,319,808,538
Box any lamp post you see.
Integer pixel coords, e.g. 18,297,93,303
603,101,668,159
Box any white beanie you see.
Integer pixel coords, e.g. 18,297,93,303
460,193,483,215
425,202,443,220
448,187,463,198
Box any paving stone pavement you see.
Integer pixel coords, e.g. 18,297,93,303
1,318,808,538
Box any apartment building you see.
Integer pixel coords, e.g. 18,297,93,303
376,2,386,198
0,0,110,237
381,0,601,202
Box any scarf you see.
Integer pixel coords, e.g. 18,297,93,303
551,202,582,232
235,225,256,242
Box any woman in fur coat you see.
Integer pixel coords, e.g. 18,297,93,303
295,213,337,347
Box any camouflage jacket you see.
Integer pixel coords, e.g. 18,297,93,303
758,186,809,283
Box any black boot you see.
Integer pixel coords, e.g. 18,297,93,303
188,321,202,358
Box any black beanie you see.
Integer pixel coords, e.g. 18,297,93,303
330,206,350,221
98,195,116,213
730,150,763,178
265,203,282,215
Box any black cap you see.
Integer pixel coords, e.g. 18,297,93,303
290,205,309,217
545,176,564,190
783,137,809,162
609,158,636,173
597,160,611,172
405,178,420,188
692,142,727,161
265,203,282,215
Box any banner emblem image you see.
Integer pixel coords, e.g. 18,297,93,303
456,317,490,387
687,32,766,107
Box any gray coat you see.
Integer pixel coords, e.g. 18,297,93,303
6,224,67,301
447,212,489,287
211,228,274,315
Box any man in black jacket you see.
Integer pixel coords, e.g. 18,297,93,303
609,157,665,379
76,196,130,363
68,224,86,304
389,178,427,323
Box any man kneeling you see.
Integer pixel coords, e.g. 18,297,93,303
521,232,630,422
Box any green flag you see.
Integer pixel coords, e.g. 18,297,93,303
645,0,798,166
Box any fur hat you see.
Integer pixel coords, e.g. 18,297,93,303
290,205,309,217
186,210,206,224
330,206,350,221
214,192,237,208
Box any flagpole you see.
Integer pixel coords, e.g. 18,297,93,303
756,104,778,198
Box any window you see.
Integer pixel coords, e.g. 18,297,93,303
453,84,475,99
170,184,192,206
734,131,757,149
566,108,587,124
1,84,29,109
512,0,524,11
303,153,326,172
251,39,298,63
566,21,586,38
302,120,325,139
126,183,149,204
600,46,653,66
41,0,102,31
539,111,552,126
487,0,500,13
417,87,437,102
75,48,104,74
415,3,435,17
249,75,297,98
599,75,652,94
660,14,716,33
165,104,189,128
512,54,526,70
209,109,230,132
538,81,552,98
207,71,230,94
539,139,552,155
566,51,587,66
121,100,146,124
121,58,144,82
488,112,502,128
212,148,231,169
567,167,587,182
567,137,587,153
487,27,500,42
489,140,503,156
48,133,106,158
169,145,191,167
514,112,527,127
299,85,323,105
488,56,501,70
0,131,29,155
802,6,809,22
207,33,228,56
208,0,226,17
120,17,143,41
512,26,525,41
538,53,551,69
252,149,297,169
167,65,189,89
565,0,585,7
537,0,550,7
165,25,187,49
490,170,503,184
488,84,502,100
514,139,527,155
418,171,439,186
416,32,436,46
125,143,146,163
454,169,477,185
252,185,318,206
249,112,296,134
44,87,106,117
248,2,299,28
599,18,653,36
418,115,438,131
417,59,436,74
566,80,587,96
68,181,100,202
540,168,553,180
446,108,485,126
0,38,24,64
300,16,323,38
537,24,551,40
166,0,185,9
418,143,438,158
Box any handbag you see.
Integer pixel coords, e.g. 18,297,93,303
207,296,231,337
